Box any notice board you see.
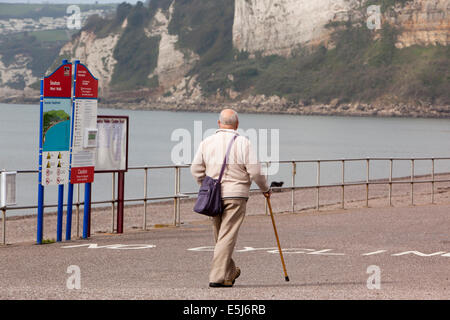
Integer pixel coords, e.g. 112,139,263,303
70,62,98,184
95,115,129,172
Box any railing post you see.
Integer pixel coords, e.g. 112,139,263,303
366,158,369,207
316,160,320,211
177,167,181,226
265,162,269,215
389,159,393,206
291,161,296,213
174,167,177,226
143,168,148,230
111,172,115,233
431,158,435,204
174,166,180,226
411,159,414,205
341,160,345,209
117,172,125,234
2,207,6,245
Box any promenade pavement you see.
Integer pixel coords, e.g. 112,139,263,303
1,203,449,300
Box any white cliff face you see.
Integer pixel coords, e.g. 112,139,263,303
5,0,445,102
0,54,38,97
0,54,36,86
146,4,199,90
389,0,450,48
233,0,449,56
58,31,120,94
57,3,200,98
233,0,360,56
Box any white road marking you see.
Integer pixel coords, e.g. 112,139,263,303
188,246,450,258
306,249,345,256
61,244,156,250
60,243,450,258
187,246,215,252
362,250,388,256
391,251,446,257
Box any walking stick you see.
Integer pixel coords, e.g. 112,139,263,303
266,195,290,282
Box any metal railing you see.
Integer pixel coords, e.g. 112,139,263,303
1,157,450,244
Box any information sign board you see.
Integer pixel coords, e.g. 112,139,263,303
70,63,98,184
96,116,129,172
40,62,72,186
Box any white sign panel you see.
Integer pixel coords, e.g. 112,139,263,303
71,98,98,168
1,171,16,207
42,151,70,186
96,117,128,171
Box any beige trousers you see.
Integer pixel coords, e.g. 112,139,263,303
209,198,247,283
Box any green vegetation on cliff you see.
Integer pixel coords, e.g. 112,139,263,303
365,0,411,12
135,0,448,105
165,1,447,106
82,2,132,38
48,0,450,105
0,32,66,90
83,2,161,91
168,0,235,69
111,3,160,90
1,0,448,108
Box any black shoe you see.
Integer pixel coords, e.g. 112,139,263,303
209,267,241,288
209,282,233,288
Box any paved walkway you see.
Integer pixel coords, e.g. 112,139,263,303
0,203,449,299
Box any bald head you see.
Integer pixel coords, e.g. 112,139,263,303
218,109,239,130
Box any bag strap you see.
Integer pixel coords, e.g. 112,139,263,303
218,135,238,183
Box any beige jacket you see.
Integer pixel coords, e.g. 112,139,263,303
190,129,270,198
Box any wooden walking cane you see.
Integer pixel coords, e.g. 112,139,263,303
266,195,290,282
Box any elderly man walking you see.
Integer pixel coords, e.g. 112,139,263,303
191,109,271,287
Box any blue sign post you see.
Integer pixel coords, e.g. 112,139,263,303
37,79,44,244
65,61,78,241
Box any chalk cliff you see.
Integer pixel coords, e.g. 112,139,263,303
145,3,199,90
64,0,449,97
0,0,448,117
0,54,38,100
233,0,449,56
388,0,450,48
58,31,120,95
233,0,360,56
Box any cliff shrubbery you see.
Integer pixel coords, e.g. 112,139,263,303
109,2,160,91
18,0,448,107
168,0,235,68
186,7,448,106
0,33,66,89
